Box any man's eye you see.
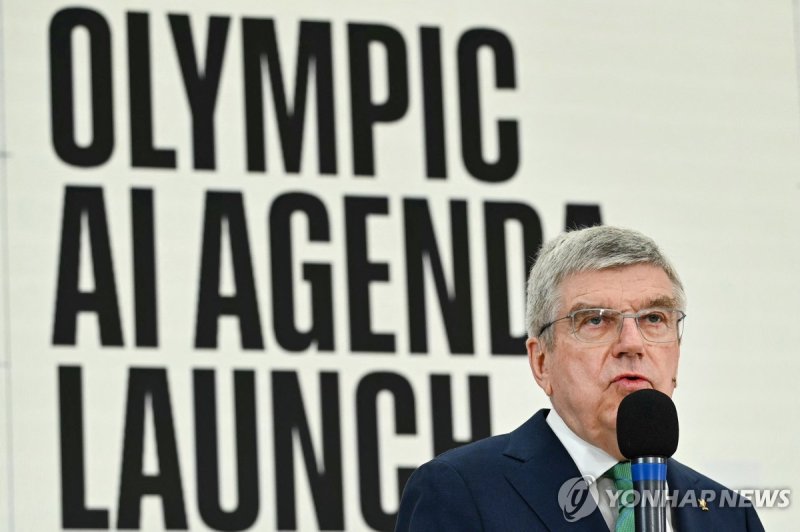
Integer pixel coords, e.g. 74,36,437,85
578,313,606,327
643,312,665,324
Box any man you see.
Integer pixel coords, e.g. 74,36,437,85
395,226,764,531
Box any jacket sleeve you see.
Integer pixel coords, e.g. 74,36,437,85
395,458,483,532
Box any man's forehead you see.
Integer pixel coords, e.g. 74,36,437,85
565,295,679,314
558,265,676,309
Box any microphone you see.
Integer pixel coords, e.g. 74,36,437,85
616,389,679,532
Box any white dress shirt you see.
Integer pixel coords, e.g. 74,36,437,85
546,408,673,531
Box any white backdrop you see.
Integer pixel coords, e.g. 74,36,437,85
2,0,799,530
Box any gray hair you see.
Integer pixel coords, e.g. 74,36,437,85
526,226,686,349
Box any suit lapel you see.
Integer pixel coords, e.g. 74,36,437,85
502,410,609,531
668,459,717,532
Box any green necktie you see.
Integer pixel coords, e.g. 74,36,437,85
606,461,635,532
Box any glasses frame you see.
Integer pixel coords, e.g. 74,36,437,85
537,307,687,344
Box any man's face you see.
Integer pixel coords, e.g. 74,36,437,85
527,263,681,459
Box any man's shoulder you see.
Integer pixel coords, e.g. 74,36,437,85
396,410,561,531
667,458,766,531
421,409,552,474
430,431,512,471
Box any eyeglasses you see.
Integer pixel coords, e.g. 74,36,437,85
537,308,686,344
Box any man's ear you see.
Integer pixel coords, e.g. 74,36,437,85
527,337,552,396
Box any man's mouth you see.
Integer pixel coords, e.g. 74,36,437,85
613,374,651,390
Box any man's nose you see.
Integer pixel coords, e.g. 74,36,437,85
614,316,644,356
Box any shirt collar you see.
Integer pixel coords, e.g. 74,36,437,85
546,408,618,484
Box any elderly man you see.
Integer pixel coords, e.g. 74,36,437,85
396,226,764,531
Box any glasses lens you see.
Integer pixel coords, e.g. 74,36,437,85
571,308,684,343
571,309,621,343
636,309,684,342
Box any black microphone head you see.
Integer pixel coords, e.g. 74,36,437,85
617,389,679,459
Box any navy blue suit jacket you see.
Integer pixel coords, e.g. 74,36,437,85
396,409,764,531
